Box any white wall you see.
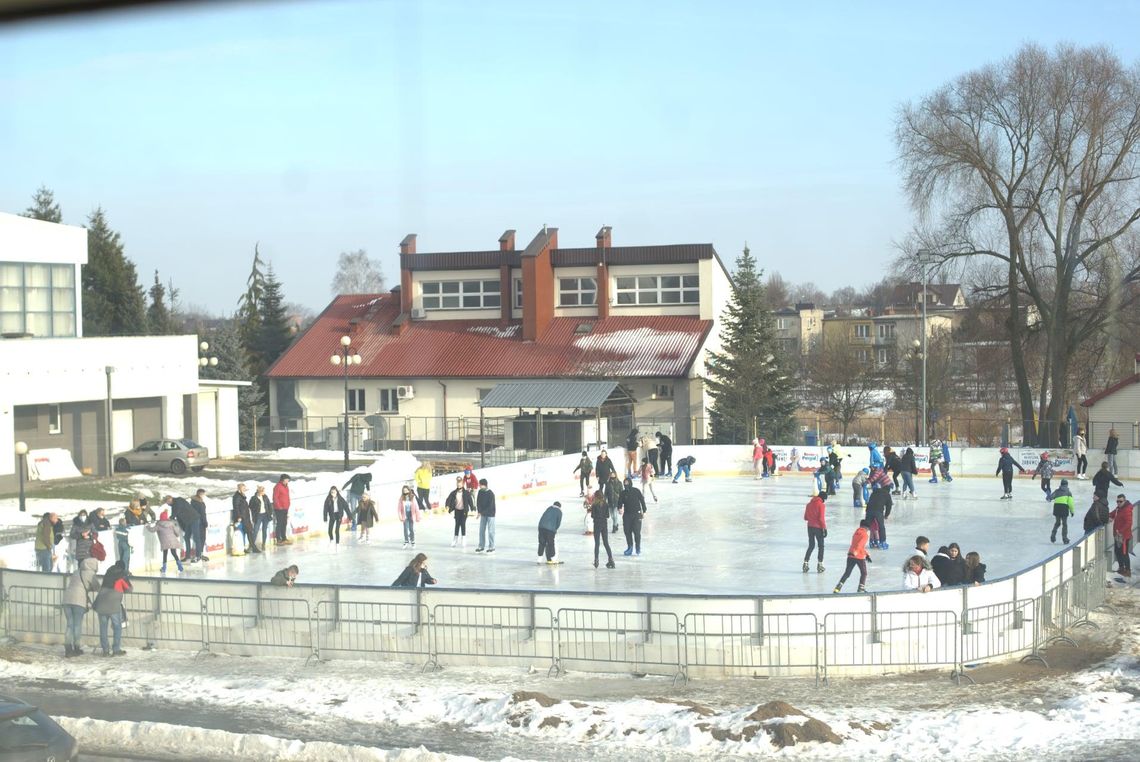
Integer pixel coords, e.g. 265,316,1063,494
0,212,87,266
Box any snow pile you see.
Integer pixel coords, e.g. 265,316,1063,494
58,717,475,761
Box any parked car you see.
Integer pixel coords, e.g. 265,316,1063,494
114,438,210,475
0,695,78,762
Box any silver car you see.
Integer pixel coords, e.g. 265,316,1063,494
113,438,210,475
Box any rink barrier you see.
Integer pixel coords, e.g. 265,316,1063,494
0,526,1118,680
425,603,557,673
314,600,429,664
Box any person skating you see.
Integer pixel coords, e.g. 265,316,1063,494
833,520,872,593
1031,452,1055,500
939,440,953,482
638,458,658,503
900,447,918,499
802,491,827,573
752,438,764,479
588,488,616,568
764,446,776,478
995,447,1026,499
813,457,836,497
672,455,695,483
868,442,884,470
413,461,433,515
392,552,438,587
62,557,99,657
827,444,844,481
655,431,673,477
1073,429,1089,479
573,451,593,496
323,486,348,545
1106,428,1120,475
1109,494,1134,578
1050,478,1075,544
356,492,378,542
536,501,563,564
884,446,903,495
272,474,293,545
852,468,869,508
928,440,942,484
605,472,623,533
343,471,373,530
620,477,647,556
475,478,497,553
864,479,893,550
445,476,474,547
594,450,616,488
1092,461,1125,503
397,485,420,548
171,493,198,562
146,509,184,573
624,428,640,479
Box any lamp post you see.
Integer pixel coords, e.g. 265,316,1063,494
14,441,28,512
330,335,362,472
911,340,923,446
915,249,936,446
198,341,218,371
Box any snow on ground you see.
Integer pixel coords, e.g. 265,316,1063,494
3,587,1139,760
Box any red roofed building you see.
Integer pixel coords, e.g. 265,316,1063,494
265,226,734,450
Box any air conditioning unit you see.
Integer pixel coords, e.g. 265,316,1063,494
397,385,415,400
410,307,426,320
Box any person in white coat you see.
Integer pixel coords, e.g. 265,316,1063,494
903,555,940,593
1074,429,1089,479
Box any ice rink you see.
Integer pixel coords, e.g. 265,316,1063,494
193,468,1113,595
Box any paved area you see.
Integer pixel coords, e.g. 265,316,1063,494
190,470,1101,594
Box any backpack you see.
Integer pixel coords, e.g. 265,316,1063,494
90,537,107,562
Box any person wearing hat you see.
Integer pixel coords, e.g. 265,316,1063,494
995,447,1025,500
273,474,293,545
928,439,943,484
536,501,563,564
1050,478,1075,544
1031,452,1055,500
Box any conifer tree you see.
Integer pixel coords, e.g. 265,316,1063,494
236,243,266,365
257,264,292,373
146,270,176,335
23,186,62,223
82,207,147,336
199,320,267,449
704,245,796,443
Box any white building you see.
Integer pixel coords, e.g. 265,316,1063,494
0,212,243,491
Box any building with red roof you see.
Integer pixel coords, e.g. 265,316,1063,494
1080,353,1140,451
265,226,733,451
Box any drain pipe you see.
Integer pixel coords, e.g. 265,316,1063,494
437,380,448,447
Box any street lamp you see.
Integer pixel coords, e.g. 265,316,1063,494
198,341,218,370
915,249,937,446
330,334,362,472
910,340,923,446
14,441,28,513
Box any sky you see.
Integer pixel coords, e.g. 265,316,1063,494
3,0,1140,313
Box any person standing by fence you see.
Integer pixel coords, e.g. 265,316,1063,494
273,474,292,546
833,520,872,594
323,486,347,546
397,485,420,549
392,553,437,587
62,556,99,657
113,519,131,571
446,476,473,547
250,485,272,552
1050,479,1075,544
94,561,131,657
475,478,496,554
1074,429,1089,479
1106,428,1119,475
536,501,562,564
1109,494,1134,579
171,495,197,562
802,492,827,573
229,485,256,555
35,512,56,572
191,489,210,561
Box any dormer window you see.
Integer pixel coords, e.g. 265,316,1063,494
559,277,597,306
422,279,500,310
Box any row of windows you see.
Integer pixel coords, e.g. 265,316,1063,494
422,275,700,312
347,388,401,414
853,323,896,339
855,348,893,365
0,263,77,337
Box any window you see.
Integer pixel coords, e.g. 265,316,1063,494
136,441,160,452
477,387,492,401
347,388,366,413
161,440,180,451
877,348,890,367
878,323,896,339
776,318,790,330
421,279,500,310
614,274,699,305
855,348,870,363
652,384,674,400
559,277,597,306
378,388,400,413
0,262,76,337
854,324,870,339
513,278,523,309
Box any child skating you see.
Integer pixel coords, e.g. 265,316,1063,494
852,468,869,508
834,519,873,593
638,458,658,502
1050,478,1074,544
995,447,1026,500
1031,452,1054,500
928,440,942,484
802,491,827,573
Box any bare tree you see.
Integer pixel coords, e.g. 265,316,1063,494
896,43,1140,445
330,249,386,296
790,281,828,306
805,335,885,441
766,272,790,309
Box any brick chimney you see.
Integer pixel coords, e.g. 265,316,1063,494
521,226,557,341
399,234,417,255
398,234,416,315
499,229,516,252
596,226,611,320
499,230,516,322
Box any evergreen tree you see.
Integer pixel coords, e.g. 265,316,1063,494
23,186,62,223
146,270,176,335
257,264,292,373
704,245,796,443
82,207,147,336
200,320,267,449
236,243,266,367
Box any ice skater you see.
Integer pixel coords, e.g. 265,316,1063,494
802,491,827,573
1031,452,1055,500
884,446,903,495
1073,429,1088,479
1106,428,1120,475
928,439,942,484
536,501,562,564
445,476,473,547
356,492,378,542
827,443,844,480
939,440,953,482
656,431,673,477
900,447,918,499
868,442,884,470
588,488,616,568
638,457,658,502
852,468,869,508
672,455,695,483
397,485,420,548
1050,478,1074,544
814,456,837,496
833,520,872,593
620,477,647,556
323,486,348,545
605,472,623,533
865,479,893,550
573,451,594,496
1092,461,1124,503
996,447,1025,500
752,438,764,479
392,553,437,587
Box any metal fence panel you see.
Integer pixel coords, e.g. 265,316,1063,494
823,610,959,680
429,604,555,671
556,608,682,679
204,595,312,656
683,612,819,679
314,600,429,663
960,599,1035,665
